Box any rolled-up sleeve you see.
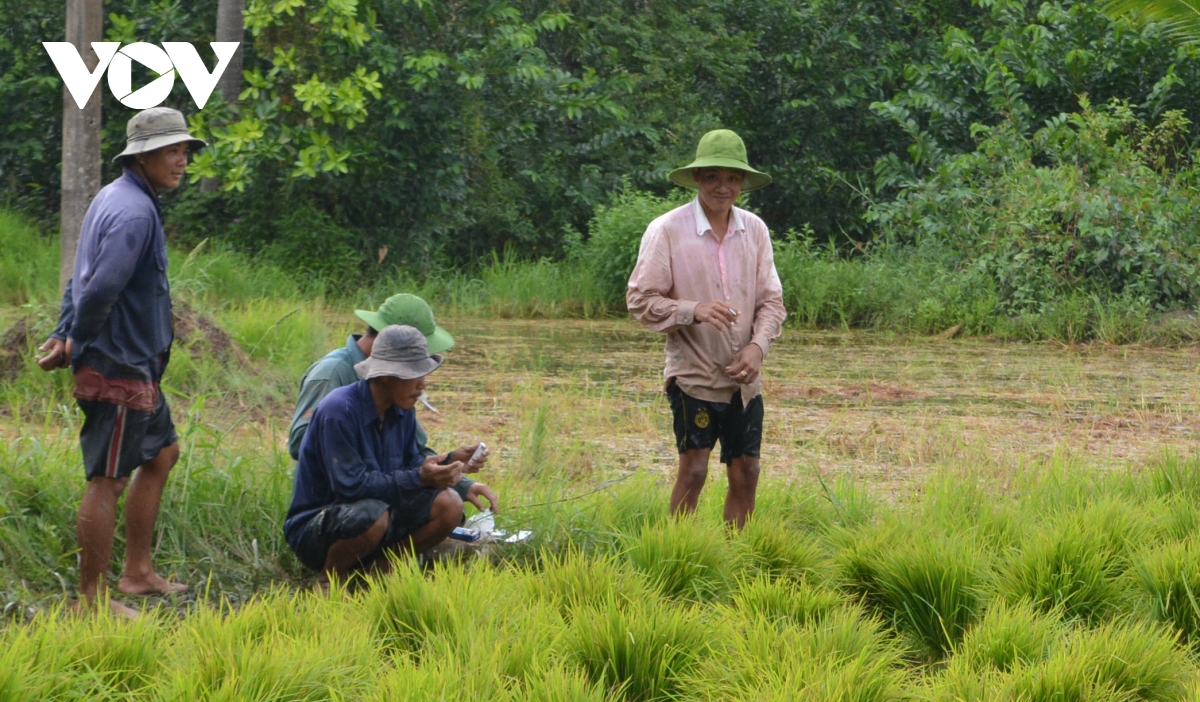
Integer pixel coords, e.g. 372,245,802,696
50,278,75,341
627,224,696,332
750,232,787,359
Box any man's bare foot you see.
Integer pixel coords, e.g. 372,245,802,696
70,597,140,619
117,573,188,596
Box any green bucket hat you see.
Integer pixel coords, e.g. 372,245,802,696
355,294,454,354
668,129,772,192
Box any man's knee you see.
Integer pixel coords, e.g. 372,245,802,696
728,457,761,489
86,475,129,500
430,489,464,525
678,450,711,483
150,442,181,471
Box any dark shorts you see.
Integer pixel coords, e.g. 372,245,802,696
667,381,764,465
77,394,177,480
288,488,444,572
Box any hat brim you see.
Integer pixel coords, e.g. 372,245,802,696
112,133,207,163
355,354,444,381
668,158,772,192
355,309,387,331
355,310,454,354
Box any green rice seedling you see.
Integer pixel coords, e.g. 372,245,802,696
1003,657,1132,702
738,514,828,582
687,607,903,701
158,589,379,701
746,477,843,533
585,479,669,553
1011,619,1190,702
506,664,617,702
566,595,711,702
922,655,1003,702
997,519,1128,623
1069,619,1189,701
523,548,652,617
957,599,1062,673
1143,455,1200,503
362,558,462,659
369,656,508,701
922,467,1026,553
731,574,843,627
64,607,166,697
1158,496,1200,542
1134,536,1200,646
839,524,986,659
626,516,746,603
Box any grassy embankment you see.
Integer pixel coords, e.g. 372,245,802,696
7,207,1200,698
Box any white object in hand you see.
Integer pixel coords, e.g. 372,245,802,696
468,442,487,467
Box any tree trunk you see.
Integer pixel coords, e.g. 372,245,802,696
201,0,245,192
214,0,245,103
59,0,104,291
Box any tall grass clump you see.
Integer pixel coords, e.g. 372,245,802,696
997,518,1131,623
0,209,57,305
567,595,710,702
687,606,904,700
839,525,987,659
1005,619,1190,702
731,575,843,626
363,558,461,658
738,515,828,582
957,599,1062,673
626,516,746,602
1134,536,1200,647
523,548,651,617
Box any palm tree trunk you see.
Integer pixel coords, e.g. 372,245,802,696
60,0,103,290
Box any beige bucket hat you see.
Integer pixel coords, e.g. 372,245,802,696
112,107,207,163
354,325,444,380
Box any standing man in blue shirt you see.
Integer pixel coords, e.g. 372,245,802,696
37,108,203,617
285,325,499,585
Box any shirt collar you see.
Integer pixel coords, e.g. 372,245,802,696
353,377,407,427
346,334,367,365
120,168,163,216
691,197,744,238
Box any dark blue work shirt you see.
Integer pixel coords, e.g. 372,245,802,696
284,379,425,541
51,168,172,382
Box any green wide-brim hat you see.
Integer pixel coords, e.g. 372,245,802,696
668,129,772,192
355,294,455,354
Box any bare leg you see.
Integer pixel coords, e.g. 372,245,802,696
75,476,139,618
118,443,187,595
724,456,761,529
670,449,712,516
320,511,390,585
372,489,466,573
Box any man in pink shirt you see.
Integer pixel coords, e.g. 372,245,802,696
627,129,787,528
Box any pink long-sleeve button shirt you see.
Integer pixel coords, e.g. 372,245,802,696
627,198,786,406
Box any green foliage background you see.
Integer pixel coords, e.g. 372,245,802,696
6,0,1200,322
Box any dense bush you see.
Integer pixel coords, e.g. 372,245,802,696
870,99,1200,314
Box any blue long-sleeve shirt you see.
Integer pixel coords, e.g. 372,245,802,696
51,169,172,382
284,380,430,541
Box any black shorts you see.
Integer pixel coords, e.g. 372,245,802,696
288,488,445,572
667,381,764,465
77,394,177,480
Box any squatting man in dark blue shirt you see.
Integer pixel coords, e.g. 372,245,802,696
284,324,499,586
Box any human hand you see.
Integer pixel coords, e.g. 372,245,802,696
419,455,464,489
694,302,739,331
36,337,72,371
465,482,499,513
724,343,763,385
465,443,489,473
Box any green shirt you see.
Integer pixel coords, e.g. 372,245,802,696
288,334,435,461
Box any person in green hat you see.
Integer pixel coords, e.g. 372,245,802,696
627,129,787,528
287,294,488,477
